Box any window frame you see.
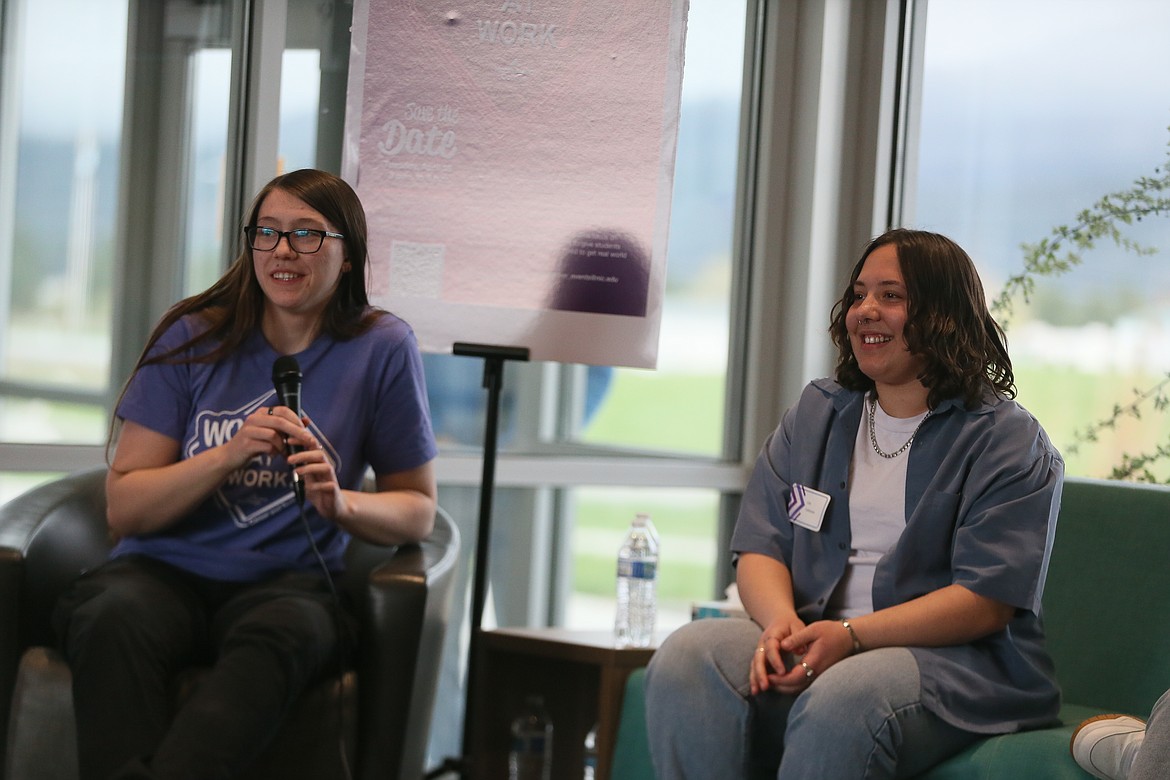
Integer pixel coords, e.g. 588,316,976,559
0,0,917,597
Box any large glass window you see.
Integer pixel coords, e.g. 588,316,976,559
422,0,746,464
577,1,746,459
563,0,748,631
410,0,750,640
0,0,240,499
279,0,351,175
372,0,748,643
911,0,1170,480
0,0,127,448
0,0,128,500
185,48,233,296
566,486,721,632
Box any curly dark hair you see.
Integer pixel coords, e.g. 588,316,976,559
829,228,1014,410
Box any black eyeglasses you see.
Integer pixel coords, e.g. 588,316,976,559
244,225,344,254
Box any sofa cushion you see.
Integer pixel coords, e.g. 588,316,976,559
610,477,1170,780
918,704,1101,779
1040,478,1170,718
611,667,653,780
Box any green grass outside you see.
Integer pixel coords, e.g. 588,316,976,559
569,363,1170,604
1015,365,1170,481
8,354,1167,606
569,487,720,602
574,552,718,602
580,369,724,457
580,362,1170,478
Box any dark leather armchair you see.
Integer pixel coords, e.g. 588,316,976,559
0,466,460,780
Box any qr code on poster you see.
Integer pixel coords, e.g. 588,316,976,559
389,241,445,299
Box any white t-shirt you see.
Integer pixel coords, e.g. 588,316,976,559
827,393,929,618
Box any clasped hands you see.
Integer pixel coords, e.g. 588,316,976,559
232,405,345,518
750,617,856,696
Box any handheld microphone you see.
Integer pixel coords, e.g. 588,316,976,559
272,356,305,504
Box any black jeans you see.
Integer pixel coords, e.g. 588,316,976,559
53,555,351,780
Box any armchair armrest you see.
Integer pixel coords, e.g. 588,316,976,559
0,547,24,774
0,467,110,775
0,468,462,780
344,506,461,780
0,468,110,648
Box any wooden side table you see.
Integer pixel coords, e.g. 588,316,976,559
469,627,657,780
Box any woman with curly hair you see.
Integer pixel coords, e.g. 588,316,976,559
645,228,1064,779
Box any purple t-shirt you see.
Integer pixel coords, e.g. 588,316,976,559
111,311,438,582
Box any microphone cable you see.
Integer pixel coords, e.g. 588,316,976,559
273,355,352,777
292,490,354,780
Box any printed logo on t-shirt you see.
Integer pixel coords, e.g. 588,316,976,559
184,391,341,527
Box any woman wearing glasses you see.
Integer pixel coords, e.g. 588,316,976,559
53,169,437,779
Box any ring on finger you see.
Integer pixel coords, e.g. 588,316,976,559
267,407,275,415
801,661,815,679
757,646,765,654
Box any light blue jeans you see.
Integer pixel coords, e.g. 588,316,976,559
644,618,982,779
1131,687,1170,780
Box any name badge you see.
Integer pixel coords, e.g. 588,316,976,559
787,483,830,532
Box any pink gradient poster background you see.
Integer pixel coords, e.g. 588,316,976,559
342,0,688,368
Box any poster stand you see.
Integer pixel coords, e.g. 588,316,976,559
427,342,530,779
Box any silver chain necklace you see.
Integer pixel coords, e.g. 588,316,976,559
868,396,931,459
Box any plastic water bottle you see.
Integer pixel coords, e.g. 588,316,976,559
583,722,599,779
615,512,659,647
508,694,553,780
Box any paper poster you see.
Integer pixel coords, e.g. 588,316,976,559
343,0,688,368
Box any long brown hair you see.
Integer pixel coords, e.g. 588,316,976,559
829,228,1014,410
108,169,382,453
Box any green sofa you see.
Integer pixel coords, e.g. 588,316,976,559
610,476,1170,779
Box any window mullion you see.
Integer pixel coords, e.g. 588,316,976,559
222,0,285,265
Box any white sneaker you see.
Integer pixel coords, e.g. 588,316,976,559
1070,713,1147,780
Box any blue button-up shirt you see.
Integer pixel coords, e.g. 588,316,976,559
732,378,1064,733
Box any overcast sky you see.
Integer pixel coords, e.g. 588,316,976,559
16,0,746,142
